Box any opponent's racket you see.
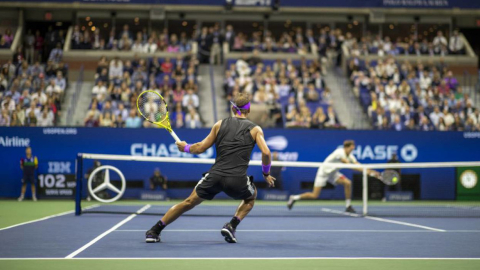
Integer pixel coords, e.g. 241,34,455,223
376,170,400,186
136,90,180,142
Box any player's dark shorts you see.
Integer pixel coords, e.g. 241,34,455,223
195,173,256,200
21,175,35,184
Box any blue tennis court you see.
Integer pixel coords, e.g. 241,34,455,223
1,203,480,260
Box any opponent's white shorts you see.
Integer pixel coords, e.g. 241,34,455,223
314,169,345,187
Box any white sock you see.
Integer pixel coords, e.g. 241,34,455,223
346,199,351,207
292,195,301,201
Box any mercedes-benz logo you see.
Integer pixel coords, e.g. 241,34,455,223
88,165,126,203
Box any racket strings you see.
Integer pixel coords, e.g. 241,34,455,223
138,92,168,123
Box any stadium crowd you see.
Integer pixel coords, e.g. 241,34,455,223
224,53,342,129
343,29,466,57
0,29,67,127
71,24,193,54
225,25,338,56
348,56,479,131
84,53,203,128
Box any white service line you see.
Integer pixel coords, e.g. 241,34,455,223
1,257,480,260
0,204,99,231
65,204,151,259
320,207,446,232
364,216,446,232
114,229,442,233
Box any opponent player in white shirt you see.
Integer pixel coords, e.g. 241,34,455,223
287,140,379,213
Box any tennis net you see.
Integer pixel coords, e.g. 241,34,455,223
75,153,480,218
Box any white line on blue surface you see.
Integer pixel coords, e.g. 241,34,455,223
65,204,150,259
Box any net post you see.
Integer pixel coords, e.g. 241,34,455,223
362,167,368,216
75,153,83,216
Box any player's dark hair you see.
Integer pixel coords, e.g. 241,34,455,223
232,92,251,115
344,140,355,148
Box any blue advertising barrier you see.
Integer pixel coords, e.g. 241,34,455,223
1,0,479,9
1,127,479,200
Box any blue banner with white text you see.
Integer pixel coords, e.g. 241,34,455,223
0,127,478,199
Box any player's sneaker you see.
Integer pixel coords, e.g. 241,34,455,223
145,229,161,243
32,195,37,202
287,195,296,210
345,205,356,214
221,223,237,243
17,195,24,202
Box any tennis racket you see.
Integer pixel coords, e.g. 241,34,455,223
136,90,180,142
376,170,400,186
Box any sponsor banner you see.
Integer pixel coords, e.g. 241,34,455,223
37,161,76,198
385,191,413,201
140,191,167,200
0,127,477,199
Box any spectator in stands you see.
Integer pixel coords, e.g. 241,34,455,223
433,31,447,51
1,94,15,111
3,28,13,45
48,43,63,63
92,80,107,98
119,24,132,40
311,107,327,129
197,27,212,64
449,30,465,55
0,109,10,126
37,107,54,127
144,38,158,53
131,39,144,53
182,89,199,110
390,115,404,131
25,110,37,126
225,25,235,50
99,111,114,127
54,71,66,94
125,109,142,128
185,108,202,129
24,29,35,64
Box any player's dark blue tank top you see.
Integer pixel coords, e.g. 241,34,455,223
208,117,257,177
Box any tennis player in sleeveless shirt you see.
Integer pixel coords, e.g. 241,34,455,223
146,93,276,243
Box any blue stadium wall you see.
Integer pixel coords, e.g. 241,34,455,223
0,127,478,199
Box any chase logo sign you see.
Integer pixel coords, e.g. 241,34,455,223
130,143,214,159
349,144,418,162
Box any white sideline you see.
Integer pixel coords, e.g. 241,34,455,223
320,208,446,232
0,204,99,231
364,216,446,232
1,257,480,260
65,204,150,259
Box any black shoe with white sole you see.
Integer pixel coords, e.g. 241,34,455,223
221,223,237,243
145,229,161,243
345,205,356,214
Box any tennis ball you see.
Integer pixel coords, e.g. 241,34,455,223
392,177,398,184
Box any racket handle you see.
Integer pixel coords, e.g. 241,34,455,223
170,130,181,142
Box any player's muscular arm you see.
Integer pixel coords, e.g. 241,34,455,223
253,127,271,165
176,121,221,154
253,126,276,187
